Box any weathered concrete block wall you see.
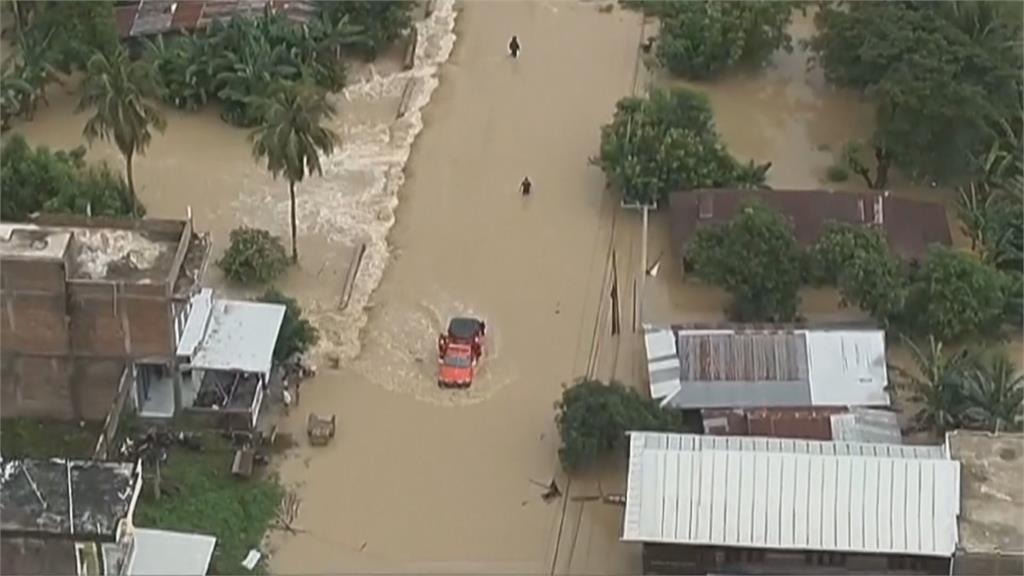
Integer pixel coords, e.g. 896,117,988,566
67,283,172,361
1,259,69,355
0,355,74,419
0,355,125,421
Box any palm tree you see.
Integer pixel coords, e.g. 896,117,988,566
250,82,337,262
77,47,166,215
962,351,1024,433
889,335,969,434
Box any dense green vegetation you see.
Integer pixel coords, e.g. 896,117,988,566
259,288,320,363
687,200,803,322
891,336,1023,434
218,227,290,284
555,379,696,472
808,2,1024,189
0,134,136,221
633,1,799,79
689,202,1018,342
593,88,769,206
134,437,283,575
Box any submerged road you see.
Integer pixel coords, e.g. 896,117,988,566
271,2,645,574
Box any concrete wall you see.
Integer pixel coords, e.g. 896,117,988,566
953,552,1024,575
1,259,69,356
66,283,173,360
641,544,950,575
1,355,126,421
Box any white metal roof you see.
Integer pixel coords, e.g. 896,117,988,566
623,432,960,557
189,299,285,375
805,330,889,406
643,326,890,409
176,288,213,357
127,528,216,575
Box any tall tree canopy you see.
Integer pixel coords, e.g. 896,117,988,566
78,47,165,215
651,1,798,79
808,1,1023,188
251,82,338,261
594,89,769,206
686,200,803,322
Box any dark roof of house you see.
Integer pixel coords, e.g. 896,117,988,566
668,188,952,260
114,0,315,38
0,459,140,540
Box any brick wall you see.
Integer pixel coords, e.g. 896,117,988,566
0,259,69,355
0,355,126,421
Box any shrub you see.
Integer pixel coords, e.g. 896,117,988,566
593,89,769,206
687,199,803,322
217,227,289,284
259,288,319,363
825,163,849,183
555,379,692,472
655,1,798,79
901,247,1012,342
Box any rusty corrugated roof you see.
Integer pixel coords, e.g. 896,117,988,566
678,331,808,383
115,0,314,38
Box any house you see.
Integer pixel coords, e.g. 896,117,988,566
622,432,961,575
114,0,316,38
137,287,286,429
0,458,217,576
668,189,952,270
643,325,890,411
0,459,142,575
701,406,903,444
0,215,210,421
947,430,1024,575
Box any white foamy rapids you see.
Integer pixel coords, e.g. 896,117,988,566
257,0,458,362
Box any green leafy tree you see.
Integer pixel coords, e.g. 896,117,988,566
555,379,692,472
808,2,1023,187
259,288,319,363
809,222,907,323
593,89,769,206
250,82,337,262
33,0,119,72
5,27,60,120
78,47,166,216
961,351,1024,433
686,200,803,322
319,1,413,58
654,1,797,79
902,247,1011,342
0,134,134,220
890,335,969,434
217,226,290,284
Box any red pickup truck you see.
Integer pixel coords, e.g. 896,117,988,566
438,317,486,388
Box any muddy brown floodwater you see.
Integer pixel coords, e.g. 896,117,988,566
11,2,1020,574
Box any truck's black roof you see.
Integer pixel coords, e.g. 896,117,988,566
448,317,483,340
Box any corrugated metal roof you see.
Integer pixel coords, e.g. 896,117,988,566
703,407,903,444
623,432,959,557
189,299,285,375
176,288,213,357
644,326,890,410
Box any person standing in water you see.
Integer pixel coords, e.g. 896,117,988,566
509,35,521,59
520,177,532,196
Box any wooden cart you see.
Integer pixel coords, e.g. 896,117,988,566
307,413,336,446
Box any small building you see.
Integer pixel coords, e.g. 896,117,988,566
644,325,890,410
0,215,210,421
702,406,903,444
622,432,961,575
669,189,951,269
153,288,286,429
0,459,142,575
0,458,217,576
947,430,1024,575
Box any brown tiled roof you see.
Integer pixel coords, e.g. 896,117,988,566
669,189,951,261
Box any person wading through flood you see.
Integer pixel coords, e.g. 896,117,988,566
520,176,532,196
509,35,521,59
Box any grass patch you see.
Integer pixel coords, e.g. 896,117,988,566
0,418,100,459
134,436,283,575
